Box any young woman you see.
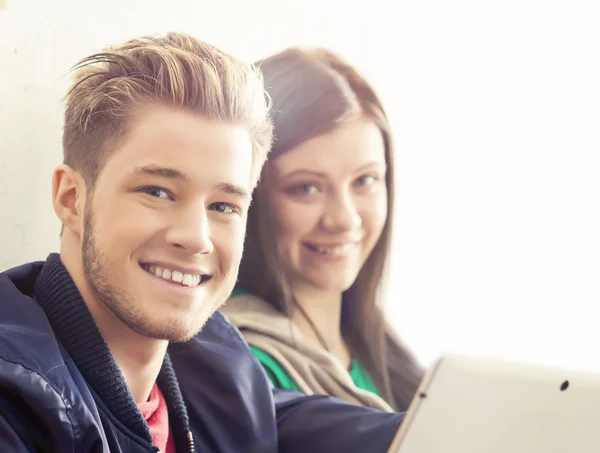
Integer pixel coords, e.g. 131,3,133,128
222,48,423,412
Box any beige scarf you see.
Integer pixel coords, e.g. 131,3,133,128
221,293,394,412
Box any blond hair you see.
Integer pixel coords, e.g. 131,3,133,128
63,32,272,187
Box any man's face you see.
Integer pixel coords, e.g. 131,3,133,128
81,105,253,342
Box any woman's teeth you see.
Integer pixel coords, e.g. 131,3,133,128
145,265,201,287
308,243,354,256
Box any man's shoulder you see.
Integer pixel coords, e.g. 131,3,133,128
170,308,273,401
169,310,279,451
170,310,257,365
0,260,68,378
0,263,92,451
205,309,251,348
0,262,89,449
0,261,44,297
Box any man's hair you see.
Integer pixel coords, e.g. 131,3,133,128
63,32,272,187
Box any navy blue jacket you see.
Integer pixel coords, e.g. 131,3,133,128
0,256,404,452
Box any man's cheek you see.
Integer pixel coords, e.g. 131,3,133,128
231,229,246,260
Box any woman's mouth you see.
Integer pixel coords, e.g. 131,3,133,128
303,242,357,256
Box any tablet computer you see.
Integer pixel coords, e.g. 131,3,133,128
388,354,600,452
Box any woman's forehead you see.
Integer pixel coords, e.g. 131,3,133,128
269,119,386,178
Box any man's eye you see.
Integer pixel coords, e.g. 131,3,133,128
209,202,238,214
141,187,172,200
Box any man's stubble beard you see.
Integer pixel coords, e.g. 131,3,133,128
80,206,211,343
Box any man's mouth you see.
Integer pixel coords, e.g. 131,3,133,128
140,263,212,287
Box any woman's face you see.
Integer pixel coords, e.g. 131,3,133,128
265,118,388,294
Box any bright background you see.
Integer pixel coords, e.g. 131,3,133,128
1,0,599,371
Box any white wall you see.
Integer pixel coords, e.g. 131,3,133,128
1,0,599,372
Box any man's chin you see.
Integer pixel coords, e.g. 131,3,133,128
126,318,207,343
163,325,205,344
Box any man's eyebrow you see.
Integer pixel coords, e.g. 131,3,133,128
127,166,250,199
216,182,251,200
128,165,189,181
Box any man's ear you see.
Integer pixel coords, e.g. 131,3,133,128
52,165,87,236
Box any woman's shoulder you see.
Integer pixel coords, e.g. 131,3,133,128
220,288,299,348
222,288,276,314
220,289,287,328
222,290,269,317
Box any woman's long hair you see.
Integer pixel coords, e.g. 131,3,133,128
238,48,423,410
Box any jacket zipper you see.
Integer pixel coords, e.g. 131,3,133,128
186,430,195,453
152,431,194,452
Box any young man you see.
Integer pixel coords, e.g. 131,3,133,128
0,33,405,452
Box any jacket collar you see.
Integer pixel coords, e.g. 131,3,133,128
32,253,192,451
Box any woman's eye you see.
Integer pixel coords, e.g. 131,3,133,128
142,187,172,200
288,183,320,196
209,202,238,214
355,174,378,187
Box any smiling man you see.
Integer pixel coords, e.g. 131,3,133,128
0,33,404,452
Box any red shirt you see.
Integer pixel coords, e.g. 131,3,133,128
138,384,177,453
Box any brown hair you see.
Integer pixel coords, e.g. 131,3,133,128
63,32,272,188
237,48,423,411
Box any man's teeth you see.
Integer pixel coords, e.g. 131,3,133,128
148,265,201,287
312,244,354,255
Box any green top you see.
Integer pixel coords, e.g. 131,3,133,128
249,345,382,397
230,288,381,397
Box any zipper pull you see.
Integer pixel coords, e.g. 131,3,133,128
186,430,195,453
